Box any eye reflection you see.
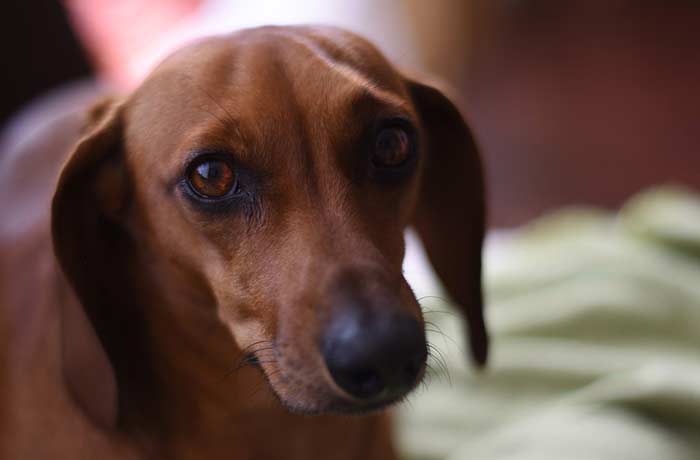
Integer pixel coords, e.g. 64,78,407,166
187,157,236,198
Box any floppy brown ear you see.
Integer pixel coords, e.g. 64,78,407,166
51,98,129,427
407,79,489,367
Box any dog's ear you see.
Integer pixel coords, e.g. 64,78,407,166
407,79,489,367
51,97,129,427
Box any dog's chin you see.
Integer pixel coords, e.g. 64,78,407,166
269,386,412,416
284,397,408,416
253,358,424,416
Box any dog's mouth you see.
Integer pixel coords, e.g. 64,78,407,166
319,361,427,415
245,343,427,416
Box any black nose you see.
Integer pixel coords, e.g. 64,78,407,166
322,309,427,401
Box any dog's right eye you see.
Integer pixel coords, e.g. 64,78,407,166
186,156,237,199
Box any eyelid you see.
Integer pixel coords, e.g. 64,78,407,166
182,148,236,174
375,114,416,132
373,116,417,150
184,151,235,175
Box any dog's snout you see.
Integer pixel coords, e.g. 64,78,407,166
322,308,426,402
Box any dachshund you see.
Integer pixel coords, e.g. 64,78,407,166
0,25,486,460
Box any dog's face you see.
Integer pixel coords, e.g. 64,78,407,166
52,26,486,419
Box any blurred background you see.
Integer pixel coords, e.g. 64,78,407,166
1,0,698,227
3,4,699,458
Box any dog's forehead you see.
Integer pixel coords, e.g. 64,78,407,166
155,26,406,97
125,27,412,164
134,27,409,110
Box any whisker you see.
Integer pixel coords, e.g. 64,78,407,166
421,308,458,318
418,295,453,307
226,340,276,377
426,343,452,386
424,320,461,351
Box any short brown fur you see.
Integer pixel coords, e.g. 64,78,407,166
0,26,486,459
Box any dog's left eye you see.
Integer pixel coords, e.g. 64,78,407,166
372,127,411,168
186,157,237,198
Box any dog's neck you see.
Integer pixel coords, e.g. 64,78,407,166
114,250,392,460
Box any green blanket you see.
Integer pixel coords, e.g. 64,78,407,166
398,187,700,460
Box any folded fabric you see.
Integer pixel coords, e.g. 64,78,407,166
398,186,700,460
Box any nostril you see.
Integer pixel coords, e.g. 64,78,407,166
323,337,389,399
340,368,385,399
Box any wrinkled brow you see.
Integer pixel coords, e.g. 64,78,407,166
346,85,413,117
342,85,416,124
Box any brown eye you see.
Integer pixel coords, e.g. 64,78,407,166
187,157,236,198
372,127,411,168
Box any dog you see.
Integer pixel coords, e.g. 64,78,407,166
0,25,486,459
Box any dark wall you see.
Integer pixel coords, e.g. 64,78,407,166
465,1,700,226
0,0,92,126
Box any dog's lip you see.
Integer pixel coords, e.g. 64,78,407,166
269,387,411,417
326,390,412,415
325,374,421,408
306,366,427,416
318,346,428,408
250,346,426,415
333,363,427,414
278,378,421,416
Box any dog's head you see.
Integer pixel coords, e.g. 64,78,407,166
52,26,486,424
